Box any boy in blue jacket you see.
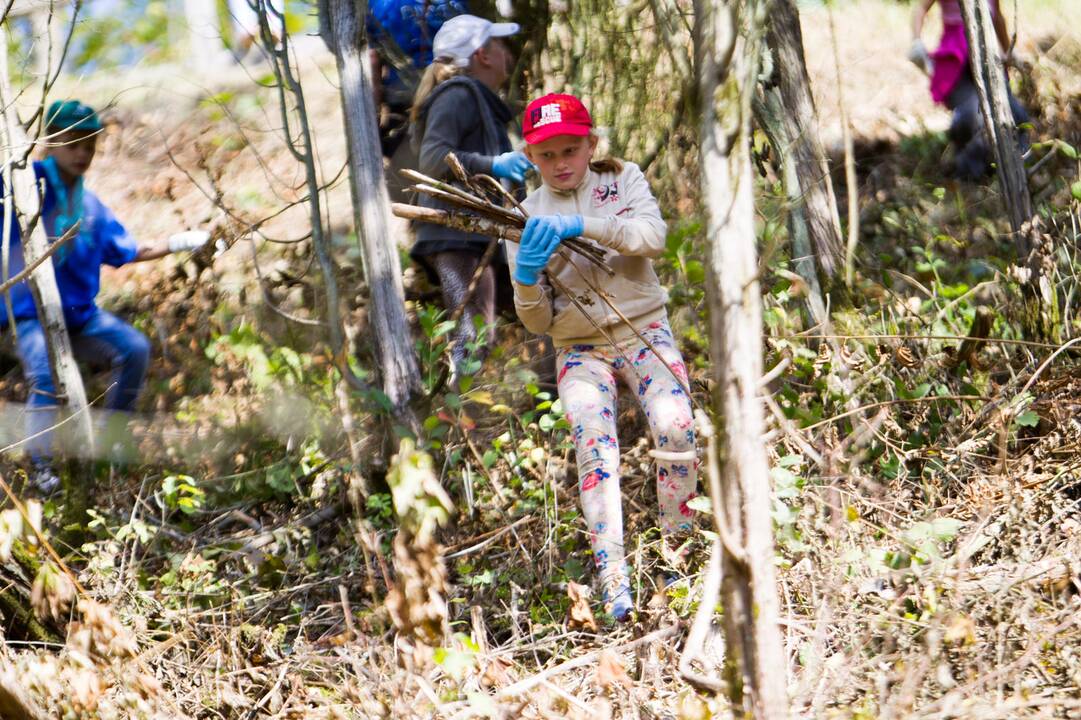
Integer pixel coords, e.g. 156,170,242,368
4,100,213,493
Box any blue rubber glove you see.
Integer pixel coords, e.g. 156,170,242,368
491,151,535,183
513,215,584,285
548,214,584,240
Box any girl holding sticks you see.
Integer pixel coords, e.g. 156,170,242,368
505,94,698,622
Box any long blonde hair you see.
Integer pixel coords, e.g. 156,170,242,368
410,58,465,123
590,157,624,174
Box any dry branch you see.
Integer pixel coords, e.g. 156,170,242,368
232,501,344,558
398,162,610,266
0,220,77,297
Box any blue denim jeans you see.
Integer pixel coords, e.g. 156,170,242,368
17,309,150,459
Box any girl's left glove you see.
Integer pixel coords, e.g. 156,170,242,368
514,214,583,285
539,214,584,241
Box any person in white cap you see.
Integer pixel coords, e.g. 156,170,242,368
408,14,532,383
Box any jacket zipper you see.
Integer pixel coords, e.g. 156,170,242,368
572,188,610,330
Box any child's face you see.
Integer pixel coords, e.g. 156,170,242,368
47,129,98,180
526,134,597,191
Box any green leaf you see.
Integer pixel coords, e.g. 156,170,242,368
778,454,803,468
200,91,235,108
432,320,457,339
463,568,494,586
771,501,800,526
686,260,705,284
770,466,802,497
907,383,932,399
1014,410,1039,428
1071,181,1081,203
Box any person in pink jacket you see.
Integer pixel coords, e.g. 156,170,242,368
909,0,1029,179
506,93,697,622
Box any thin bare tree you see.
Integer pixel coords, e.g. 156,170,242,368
689,0,789,715
0,26,95,458
957,0,1030,232
242,0,420,436
753,0,844,330
319,0,422,431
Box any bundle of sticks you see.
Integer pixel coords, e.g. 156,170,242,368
390,153,613,277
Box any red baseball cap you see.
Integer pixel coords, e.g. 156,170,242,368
522,93,592,145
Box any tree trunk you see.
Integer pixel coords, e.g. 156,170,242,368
693,0,789,716
320,0,422,430
753,90,830,331
0,31,94,458
958,0,1031,233
759,0,845,282
185,0,225,71
957,0,1054,340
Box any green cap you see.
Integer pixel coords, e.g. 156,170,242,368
46,100,102,132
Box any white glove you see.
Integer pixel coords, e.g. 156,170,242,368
168,230,210,253
907,39,934,75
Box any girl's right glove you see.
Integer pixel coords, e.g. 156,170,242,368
513,215,584,286
491,151,536,183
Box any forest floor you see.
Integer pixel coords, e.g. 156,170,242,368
2,1,1081,718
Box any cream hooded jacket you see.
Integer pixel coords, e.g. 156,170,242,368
506,162,670,348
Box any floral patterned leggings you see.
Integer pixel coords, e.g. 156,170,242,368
556,320,697,595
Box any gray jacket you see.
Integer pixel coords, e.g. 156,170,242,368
410,76,515,269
